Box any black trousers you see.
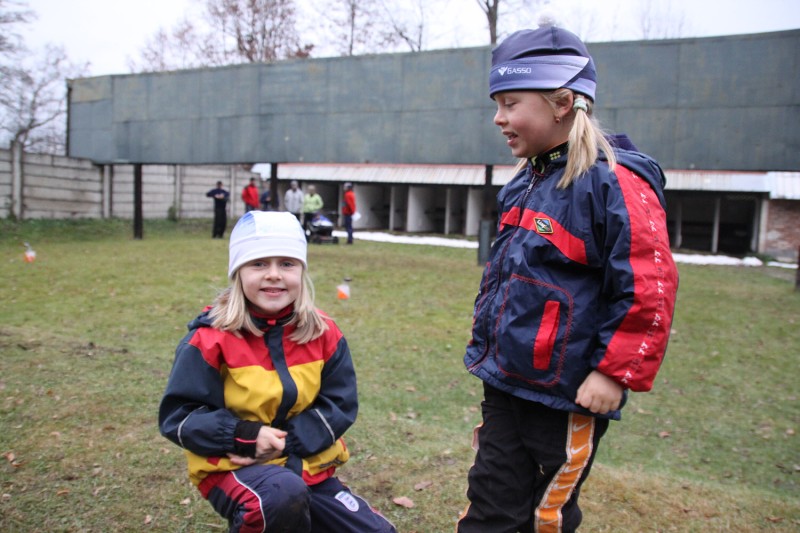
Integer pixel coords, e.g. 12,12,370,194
212,207,227,238
458,383,609,533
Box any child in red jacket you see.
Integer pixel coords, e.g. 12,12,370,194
160,211,395,532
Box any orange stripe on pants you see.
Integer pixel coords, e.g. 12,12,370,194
534,413,595,532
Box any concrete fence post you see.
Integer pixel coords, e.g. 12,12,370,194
795,245,799,292
10,141,23,220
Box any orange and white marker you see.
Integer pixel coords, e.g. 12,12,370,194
23,242,36,263
337,277,352,300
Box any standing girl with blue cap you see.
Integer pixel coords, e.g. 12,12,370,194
159,211,395,533
458,18,679,533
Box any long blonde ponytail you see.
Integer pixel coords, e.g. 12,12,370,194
544,89,616,189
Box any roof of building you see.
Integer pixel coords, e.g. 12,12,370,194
276,163,519,187
273,164,800,200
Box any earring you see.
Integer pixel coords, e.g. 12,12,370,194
555,116,561,124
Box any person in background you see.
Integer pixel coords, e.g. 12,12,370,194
342,182,356,245
206,180,229,239
241,177,259,213
284,180,304,221
159,211,396,533
457,20,678,533
259,185,271,211
302,184,324,235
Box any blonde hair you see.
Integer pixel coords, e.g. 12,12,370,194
208,268,328,344
531,88,616,189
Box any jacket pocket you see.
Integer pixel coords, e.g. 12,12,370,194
494,274,573,387
533,300,560,370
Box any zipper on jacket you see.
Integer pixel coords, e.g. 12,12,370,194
470,162,544,369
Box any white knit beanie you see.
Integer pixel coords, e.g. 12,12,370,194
228,211,307,278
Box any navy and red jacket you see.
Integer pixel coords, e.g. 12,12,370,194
159,307,357,489
464,144,678,420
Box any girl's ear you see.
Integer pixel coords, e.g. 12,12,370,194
553,90,574,121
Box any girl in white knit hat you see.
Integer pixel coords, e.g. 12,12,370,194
159,211,395,533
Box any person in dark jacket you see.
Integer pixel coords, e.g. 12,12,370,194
159,211,395,533
457,20,678,533
259,187,271,211
206,181,229,238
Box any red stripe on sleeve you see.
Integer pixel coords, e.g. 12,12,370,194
599,166,678,391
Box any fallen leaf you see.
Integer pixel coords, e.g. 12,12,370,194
658,431,671,439
144,515,152,524
56,489,70,496
765,516,783,523
414,481,433,491
3,451,15,463
405,385,417,392
392,496,415,509
180,497,191,505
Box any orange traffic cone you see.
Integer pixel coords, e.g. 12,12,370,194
337,277,352,300
23,242,36,263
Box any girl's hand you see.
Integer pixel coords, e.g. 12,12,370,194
575,370,623,415
228,426,287,466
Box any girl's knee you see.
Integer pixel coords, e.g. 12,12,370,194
258,468,311,530
220,465,311,532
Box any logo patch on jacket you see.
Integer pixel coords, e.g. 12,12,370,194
335,490,360,512
534,217,554,234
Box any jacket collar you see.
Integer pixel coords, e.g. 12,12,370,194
529,142,568,174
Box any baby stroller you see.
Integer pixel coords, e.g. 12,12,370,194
307,212,340,244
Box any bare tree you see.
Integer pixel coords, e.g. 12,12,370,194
0,44,88,153
131,19,206,72
0,1,88,153
131,0,311,73
636,0,686,39
0,0,33,56
379,0,426,52
0,0,34,79
475,0,551,45
475,0,500,44
307,0,397,57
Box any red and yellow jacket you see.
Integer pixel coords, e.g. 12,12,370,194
159,307,356,489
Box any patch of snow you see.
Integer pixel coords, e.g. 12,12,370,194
332,231,799,269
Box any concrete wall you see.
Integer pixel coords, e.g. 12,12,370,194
67,30,800,172
0,145,259,221
3,145,798,261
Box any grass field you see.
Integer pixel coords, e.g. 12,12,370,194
1,218,798,532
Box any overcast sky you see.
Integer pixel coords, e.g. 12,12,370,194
19,0,800,76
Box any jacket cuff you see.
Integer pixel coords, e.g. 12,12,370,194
233,420,263,458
